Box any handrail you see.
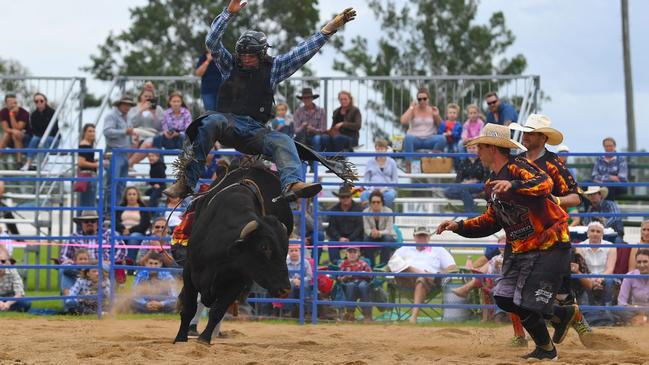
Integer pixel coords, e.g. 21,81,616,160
117,74,540,82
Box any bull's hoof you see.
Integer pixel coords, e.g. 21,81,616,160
197,336,211,346
174,335,188,343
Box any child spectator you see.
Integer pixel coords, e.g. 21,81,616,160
460,104,484,149
131,252,177,313
286,246,313,315
22,92,57,171
360,139,398,207
338,247,373,321
60,249,90,296
145,152,166,208
153,91,192,150
443,144,486,212
0,246,31,312
438,103,463,152
65,263,110,315
271,102,294,137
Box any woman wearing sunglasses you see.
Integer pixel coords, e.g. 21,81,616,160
400,88,445,172
22,92,58,171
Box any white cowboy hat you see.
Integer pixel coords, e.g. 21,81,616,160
582,186,609,200
466,123,527,151
509,114,564,146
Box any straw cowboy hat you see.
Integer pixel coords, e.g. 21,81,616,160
582,186,609,200
466,123,527,151
72,210,100,223
509,114,564,146
112,95,136,107
296,87,320,100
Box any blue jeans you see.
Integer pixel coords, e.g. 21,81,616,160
361,189,397,207
443,185,483,212
362,234,396,267
187,113,303,190
105,152,129,212
26,135,55,159
201,93,218,112
342,280,370,312
403,134,447,160
79,173,98,208
321,134,357,152
5,300,31,312
153,133,185,150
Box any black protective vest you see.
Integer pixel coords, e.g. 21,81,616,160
217,56,275,123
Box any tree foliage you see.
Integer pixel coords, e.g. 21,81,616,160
84,0,321,80
0,57,32,97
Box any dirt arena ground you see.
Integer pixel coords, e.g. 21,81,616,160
2,318,648,365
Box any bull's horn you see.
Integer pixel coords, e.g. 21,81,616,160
239,220,259,240
280,223,288,234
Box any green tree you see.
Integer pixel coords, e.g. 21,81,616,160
0,57,32,97
332,0,528,132
83,0,321,80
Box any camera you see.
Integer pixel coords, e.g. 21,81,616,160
148,98,158,109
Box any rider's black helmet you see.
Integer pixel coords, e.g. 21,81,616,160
235,30,270,57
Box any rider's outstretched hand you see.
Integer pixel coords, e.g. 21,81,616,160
321,7,357,36
227,0,248,14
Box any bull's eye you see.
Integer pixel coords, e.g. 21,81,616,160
260,243,272,260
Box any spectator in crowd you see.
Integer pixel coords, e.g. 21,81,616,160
360,139,398,207
0,246,31,312
438,103,463,152
485,91,518,126
286,245,313,314
145,152,166,208
325,186,364,265
628,220,649,273
61,211,127,265
78,124,100,209
116,187,151,264
153,91,192,150
60,249,90,296
460,104,484,150
137,216,174,267
165,195,188,231
362,190,397,267
0,94,32,168
592,137,628,200
577,186,625,239
64,263,110,315
127,88,165,167
104,96,137,210
338,246,373,322
270,102,294,137
577,221,617,306
131,252,177,313
617,249,649,325
400,88,444,171
443,144,485,213
293,88,327,151
195,46,223,112
388,226,457,323
322,91,362,152
22,92,58,171
0,181,19,235
556,145,578,180
292,198,324,247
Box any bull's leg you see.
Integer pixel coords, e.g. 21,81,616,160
198,279,246,345
174,266,198,343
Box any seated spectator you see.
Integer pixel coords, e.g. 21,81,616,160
136,216,175,267
443,144,486,212
127,88,165,167
293,88,327,151
0,181,20,235
629,220,649,273
131,252,177,313
460,104,484,150
399,88,444,171
387,226,457,323
165,196,186,230
438,103,462,152
617,249,649,325
577,221,617,306
0,94,32,168
338,247,373,322
556,144,578,180
62,211,127,266
286,245,313,315
60,249,90,296
485,91,518,126
360,139,398,207
270,102,294,137
64,262,110,315
77,124,100,209
116,187,151,264
153,91,191,150
592,137,627,200
325,186,364,264
577,186,625,239
322,91,361,152
145,152,166,208
362,190,397,267
0,246,31,312
22,92,57,171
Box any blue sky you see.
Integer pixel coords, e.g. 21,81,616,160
3,0,647,151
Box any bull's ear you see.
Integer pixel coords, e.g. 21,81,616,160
239,220,259,240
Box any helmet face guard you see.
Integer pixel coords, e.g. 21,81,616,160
235,30,270,68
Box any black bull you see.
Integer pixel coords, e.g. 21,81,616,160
174,164,293,344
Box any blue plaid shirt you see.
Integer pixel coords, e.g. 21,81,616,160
206,9,330,89
132,270,177,308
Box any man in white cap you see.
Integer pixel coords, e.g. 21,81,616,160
578,186,624,238
436,123,577,361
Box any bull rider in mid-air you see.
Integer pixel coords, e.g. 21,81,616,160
163,0,357,200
